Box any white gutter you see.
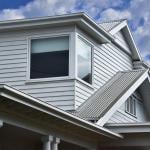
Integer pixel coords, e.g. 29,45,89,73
106,122,150,133
0,84,122,139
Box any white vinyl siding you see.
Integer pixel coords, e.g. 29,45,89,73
0,26,76,110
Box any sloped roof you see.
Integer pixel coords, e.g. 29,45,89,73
74,70,147,121
0,84,121,139
99,19,125,32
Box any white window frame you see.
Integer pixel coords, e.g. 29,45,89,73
26,32,76,83
75,33,94,88
125,96,136,117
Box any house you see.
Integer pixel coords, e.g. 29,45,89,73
0,12,149,150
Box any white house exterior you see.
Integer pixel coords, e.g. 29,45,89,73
0,12,150,150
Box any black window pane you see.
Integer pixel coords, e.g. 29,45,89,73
31,50,69,78
30,36,69,79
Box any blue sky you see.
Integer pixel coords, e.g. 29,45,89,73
0,0,149,64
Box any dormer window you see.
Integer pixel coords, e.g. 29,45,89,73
125,96,136,117
30,36,69,79
77,37,92,84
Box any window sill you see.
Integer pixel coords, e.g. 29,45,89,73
76,77,95,90
125,110,137,118
26,76,74,84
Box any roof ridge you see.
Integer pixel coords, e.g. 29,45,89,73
120,69,147,73
98,19,126,24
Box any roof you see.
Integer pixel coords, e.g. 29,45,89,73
74,70,147,121
0,12,112,44
99,19,125,32
0,84,122,140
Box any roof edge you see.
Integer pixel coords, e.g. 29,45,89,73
105,122,150,133
0,84,122,139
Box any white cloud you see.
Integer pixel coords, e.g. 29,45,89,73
0,9,24,20
0,0,77,20
100,8,132,20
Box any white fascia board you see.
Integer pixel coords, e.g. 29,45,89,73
109,20,127,35
106,122,150,133
0,84,122,139
125,24,142,61
96,70,149,127
0,12,111,44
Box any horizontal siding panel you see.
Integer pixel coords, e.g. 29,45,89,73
23,86,74,94
76,92,89,101
45,96,75,102
48,100,74,106
94,54,119,72
95,49,128,71
75,80,94,108
103,44,132,67
0,72,25,78
0,67,26,74
0,49,27,56
0,53,27,60
94,57,117,75
94,72,108,83
0,44,27,51
0,63,26,69
94,68,112,80
28,91,74,99
0,40,26,47
0,59,26,65
106,44,132,64
20,81,74,90
55,105,74,111
100,46,132,70
94,63,114,77
0,77,25,82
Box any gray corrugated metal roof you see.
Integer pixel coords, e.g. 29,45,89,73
74,70,146,121
98,19,125,32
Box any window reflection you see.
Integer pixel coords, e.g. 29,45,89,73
77,37,92,84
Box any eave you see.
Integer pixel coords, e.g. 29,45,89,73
0,12,111,44
105,122,150,133
0,84,122,145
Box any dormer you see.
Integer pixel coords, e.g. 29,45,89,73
0,13,142,111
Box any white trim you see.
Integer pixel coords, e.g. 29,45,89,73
108,20,142,61
109,20,127,35
125,24,142,60
106,122,150,133
75,34,94,86
26,32,74,83
96,70,149,126
0,12,110,43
